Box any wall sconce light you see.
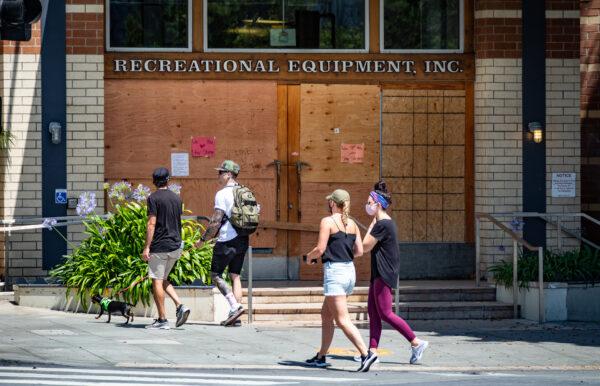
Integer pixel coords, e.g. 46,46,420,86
528,121,543,143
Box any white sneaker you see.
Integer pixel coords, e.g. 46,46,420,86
410,340,429,364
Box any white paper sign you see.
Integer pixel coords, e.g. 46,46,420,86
552,172,576,198
171,153,189,177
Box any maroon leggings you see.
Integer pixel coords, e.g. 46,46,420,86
368,277,416,348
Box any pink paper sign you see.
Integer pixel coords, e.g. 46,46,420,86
191,136,216,158
341,143,365,164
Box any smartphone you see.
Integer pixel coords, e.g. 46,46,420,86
302,255,316,265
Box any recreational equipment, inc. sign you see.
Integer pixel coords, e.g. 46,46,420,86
112,58,464,75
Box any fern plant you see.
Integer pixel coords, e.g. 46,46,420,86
50,184,213,308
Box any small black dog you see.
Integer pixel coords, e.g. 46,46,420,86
91,295,134,324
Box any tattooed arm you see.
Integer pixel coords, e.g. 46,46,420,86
196,209,225,247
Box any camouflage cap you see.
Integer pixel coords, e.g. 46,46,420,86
326,189,350,204
215,160,240,174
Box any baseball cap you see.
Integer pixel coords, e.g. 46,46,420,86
326,189,350,204
215,160,240,175
152,167,170,181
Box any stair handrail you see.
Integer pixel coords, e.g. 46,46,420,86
475,212,545,322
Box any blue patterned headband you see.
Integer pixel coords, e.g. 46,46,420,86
370,191,390,209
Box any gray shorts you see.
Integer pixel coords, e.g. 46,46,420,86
148,248,183,280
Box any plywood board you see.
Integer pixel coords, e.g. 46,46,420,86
443,194,465,211
382,145,412,177
444,114,466,145
413,114,428,145
443,211,465,241
413,146,428,177
427,114,444,145
413,178,427,194
413,211,427,241
443,178,465,194
427,211,443,241
387,177,412,194
413,194,427,211
427,147,444,177
427,96,444,113
382,96,413,113
382,113,413,145
395,194,413,211
444,97,466,113
443,146,465,177
393,210,412,242
427,194,443,210
428,178,443,194
414,97,428,113
300,84,380,183
382,89,413,97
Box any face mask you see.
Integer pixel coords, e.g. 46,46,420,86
365,203,377,216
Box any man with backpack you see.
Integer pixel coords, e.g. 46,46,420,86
196,160,259,326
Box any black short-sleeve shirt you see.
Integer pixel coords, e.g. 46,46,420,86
370,219,400,288
147,189,182,253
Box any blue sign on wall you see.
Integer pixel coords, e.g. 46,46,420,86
55,189,67,204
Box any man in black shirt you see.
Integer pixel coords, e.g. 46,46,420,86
142,167,190,330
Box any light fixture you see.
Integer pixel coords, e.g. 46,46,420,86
528,121,543,143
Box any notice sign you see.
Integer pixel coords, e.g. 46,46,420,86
171,153,189,177
341,143,365,164
191,136,216,158
552,173,576,198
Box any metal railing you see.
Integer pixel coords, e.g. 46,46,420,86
475,213,545,322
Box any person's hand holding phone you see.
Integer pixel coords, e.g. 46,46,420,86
303,255,317,265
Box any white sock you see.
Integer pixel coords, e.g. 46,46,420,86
225,293,239,310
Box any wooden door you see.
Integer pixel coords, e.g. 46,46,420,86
380,85,474,243
105,80,278,250
289,84,381,281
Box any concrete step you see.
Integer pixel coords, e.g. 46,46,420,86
242,286,497,304
248,301,514,321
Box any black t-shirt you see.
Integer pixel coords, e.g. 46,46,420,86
147,189,182,253
370,219,400,288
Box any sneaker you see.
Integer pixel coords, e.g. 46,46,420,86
353,354,380,364
306,353,331,368
145,319,170,330
357,351,378,372
175,304,190,328
409,340,429,364
221,305,245,326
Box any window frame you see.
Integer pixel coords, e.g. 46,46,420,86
105,0,193,52
379,0,464,54
203,0,370,53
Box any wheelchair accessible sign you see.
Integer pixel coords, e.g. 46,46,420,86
55,189,67,204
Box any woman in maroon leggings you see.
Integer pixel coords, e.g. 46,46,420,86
362,181,429,364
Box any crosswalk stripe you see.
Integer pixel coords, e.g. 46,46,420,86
0,372,294,385
0,366,363,383
0,381,288,386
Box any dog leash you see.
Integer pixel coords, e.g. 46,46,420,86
112,275,148,297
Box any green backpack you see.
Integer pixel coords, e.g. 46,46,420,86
228,185,260,236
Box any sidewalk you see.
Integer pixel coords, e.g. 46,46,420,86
1,298,599,372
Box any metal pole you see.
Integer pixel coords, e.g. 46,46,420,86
247,246,253,324
395,275,400,316
538,246,545,323
556,218,562,251
475,217,481,286
513,240,518,319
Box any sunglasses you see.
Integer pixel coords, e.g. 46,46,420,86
218,170,228,175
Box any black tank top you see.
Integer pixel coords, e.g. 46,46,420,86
321,217,356,264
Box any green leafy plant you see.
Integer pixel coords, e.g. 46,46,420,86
489,246,600,288
0,130,15,150
50,183,213,308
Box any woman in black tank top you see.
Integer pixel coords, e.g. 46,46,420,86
303,189,378,372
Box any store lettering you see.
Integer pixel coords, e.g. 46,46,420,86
113,59,462,75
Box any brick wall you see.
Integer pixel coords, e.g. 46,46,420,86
581,0,600,242
0,3,104,282
474,0,582,279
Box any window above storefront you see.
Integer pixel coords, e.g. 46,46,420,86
205,0,368,52
381,0,463,53
107,0,192,52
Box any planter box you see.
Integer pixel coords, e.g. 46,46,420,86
13,284,229,323
566,284,600,322
496,282,568,322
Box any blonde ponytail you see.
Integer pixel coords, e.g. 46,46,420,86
341,200,350,227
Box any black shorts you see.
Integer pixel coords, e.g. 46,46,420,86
211,235,249,275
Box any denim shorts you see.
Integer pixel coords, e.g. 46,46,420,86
323,261,356,296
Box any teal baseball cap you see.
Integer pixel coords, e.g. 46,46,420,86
215,160,240,174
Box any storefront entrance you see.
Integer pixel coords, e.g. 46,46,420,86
105,80,473,281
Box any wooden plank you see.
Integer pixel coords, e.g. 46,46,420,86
413,146,428,177
444,96,466,113
382,114,413,145
287,84,301,256
382,145,412,177
369,0,380,53
427,114,444,145
382,96,413,113
274,85,289,256
427,178,443,194
393,210,412,242
413,194,427,211
387,177,412,194
300,84,380,183
105,53,476,83
382,89,413,97
427,95,444,113
413,178,427,194
395,193,412,211
414,96,428,113
105,80,277,180
192,0,202,52
465,81,475,243
427,147,444,177
413,210,427,241
443,193,465,210
427,194,443,211
443,178,465,194
380,82,467,90
413,113,428,145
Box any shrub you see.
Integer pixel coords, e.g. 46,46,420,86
489,246,600,288
50,183,212,307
